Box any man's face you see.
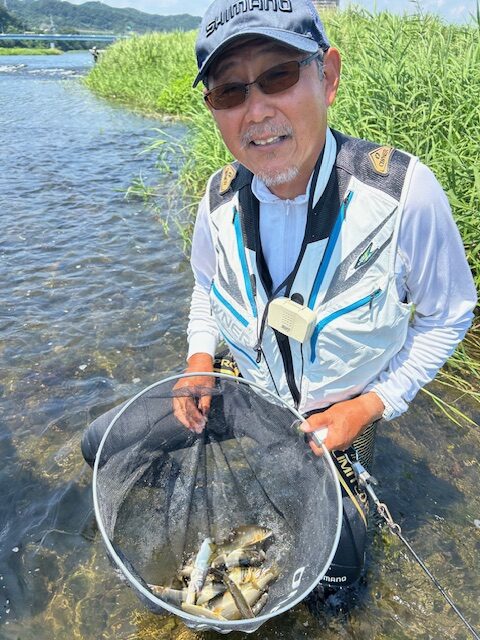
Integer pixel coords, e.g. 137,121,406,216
206,39,340,199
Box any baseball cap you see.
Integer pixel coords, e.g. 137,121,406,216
193,0,330,87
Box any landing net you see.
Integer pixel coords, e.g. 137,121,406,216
93,373,342,633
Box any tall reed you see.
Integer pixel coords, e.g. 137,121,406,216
85,31,199,115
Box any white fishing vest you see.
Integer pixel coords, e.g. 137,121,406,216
206,130,417,413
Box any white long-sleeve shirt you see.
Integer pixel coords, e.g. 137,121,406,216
186,145,477,420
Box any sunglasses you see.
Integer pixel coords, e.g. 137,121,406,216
204,51,320,110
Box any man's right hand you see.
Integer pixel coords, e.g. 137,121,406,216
172,353,215,434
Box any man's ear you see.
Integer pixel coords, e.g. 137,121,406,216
322,47,341,107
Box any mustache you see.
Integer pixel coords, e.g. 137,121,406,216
240,124,293,147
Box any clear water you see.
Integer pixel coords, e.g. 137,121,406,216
0,51,478,640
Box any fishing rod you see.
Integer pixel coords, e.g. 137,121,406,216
350,458,480,640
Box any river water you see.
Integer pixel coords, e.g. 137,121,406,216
0,51,479,640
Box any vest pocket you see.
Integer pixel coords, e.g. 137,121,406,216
210,282,258,356
310,289,383,363
307,284,411,392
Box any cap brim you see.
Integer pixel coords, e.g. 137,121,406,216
192,28,320,88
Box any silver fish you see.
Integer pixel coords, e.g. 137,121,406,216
252,592,269,616
148,584,186,606
181,601,227,621
212,548,266,569
208,566,279,620
219,526,272,555
211,567,254,619
196,581,227,606
185,537,215,605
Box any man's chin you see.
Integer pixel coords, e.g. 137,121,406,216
255,166,299,188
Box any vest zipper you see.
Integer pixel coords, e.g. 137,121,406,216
308,190,354,310
310,288,382,363
233,207,257,317
274,191,354,408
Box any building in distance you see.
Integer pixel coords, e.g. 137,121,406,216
312,0,339,10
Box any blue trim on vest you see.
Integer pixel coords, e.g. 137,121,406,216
310,288,382,363
233,207,257,318
221,332,259,369
308,191,354,310
212,282,249,327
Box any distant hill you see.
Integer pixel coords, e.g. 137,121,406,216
7,0,201,33
0,5,26,31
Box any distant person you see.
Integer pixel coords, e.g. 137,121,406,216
90,46,99,63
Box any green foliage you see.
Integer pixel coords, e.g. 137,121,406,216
157,75,201,116
326,8,480,291
0,5,25,31
85,32,199,115
7,0,201,34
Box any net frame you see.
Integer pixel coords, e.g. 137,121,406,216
92,372,343,633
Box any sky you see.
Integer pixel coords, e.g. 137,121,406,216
66,0,477,24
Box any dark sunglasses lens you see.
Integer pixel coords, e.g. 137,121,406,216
205,60,302,109
207,83,246,109
259,61,300,94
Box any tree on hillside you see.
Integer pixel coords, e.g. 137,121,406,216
6,0,201,33
0,4,25,32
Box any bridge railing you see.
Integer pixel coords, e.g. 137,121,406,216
0,33,121,42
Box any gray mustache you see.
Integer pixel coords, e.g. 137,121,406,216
241,125,293,147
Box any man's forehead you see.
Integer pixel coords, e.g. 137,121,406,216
210,37,302,78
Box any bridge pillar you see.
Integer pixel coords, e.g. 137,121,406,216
50,42,56,49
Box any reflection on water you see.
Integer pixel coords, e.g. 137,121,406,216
0,53,479,640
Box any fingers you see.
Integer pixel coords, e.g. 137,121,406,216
299,417,329,457
173,396,206,433
306,435,324,457
172,374,214,433
198,393,212,417
184,398,207,434
303,427,328,457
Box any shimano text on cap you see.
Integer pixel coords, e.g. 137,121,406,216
193,0,330,87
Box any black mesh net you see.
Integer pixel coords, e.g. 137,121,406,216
93,373,342,633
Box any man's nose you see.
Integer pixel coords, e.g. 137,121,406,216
243,83,275,123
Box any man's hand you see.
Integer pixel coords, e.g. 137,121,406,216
300,392,385,456
172,353,215,434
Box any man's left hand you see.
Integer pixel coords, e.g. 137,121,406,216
300,392,385,455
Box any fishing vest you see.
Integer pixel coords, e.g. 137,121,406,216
206,129,417,413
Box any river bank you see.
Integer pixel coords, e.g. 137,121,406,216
0,47,61,55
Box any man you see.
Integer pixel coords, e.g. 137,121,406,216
172,0,477,601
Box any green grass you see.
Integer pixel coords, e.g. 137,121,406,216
84,31,200,116
0,47,62,55
85,10,480,425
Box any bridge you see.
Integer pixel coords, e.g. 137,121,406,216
0,33,120,43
